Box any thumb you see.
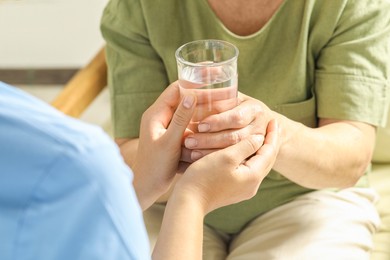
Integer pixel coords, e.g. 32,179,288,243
166,94,196,141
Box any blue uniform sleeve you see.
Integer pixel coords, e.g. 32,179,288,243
0,82,151,259
13,143,151,260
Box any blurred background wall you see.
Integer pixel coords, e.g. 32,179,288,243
0,0,107,69
0,0,111,127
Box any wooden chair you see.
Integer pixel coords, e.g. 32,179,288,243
51,47,107,118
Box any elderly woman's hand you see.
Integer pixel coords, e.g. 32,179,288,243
181,92,275,163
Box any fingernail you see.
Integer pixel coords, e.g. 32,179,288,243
191,151,203,161
185,137,198,148
183,95,195,109
198,123,210,132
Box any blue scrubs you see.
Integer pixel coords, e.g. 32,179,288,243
0,82,150,260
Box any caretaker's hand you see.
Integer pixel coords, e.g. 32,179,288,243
133,82,196,210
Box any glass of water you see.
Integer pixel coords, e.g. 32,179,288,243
175,39,239,131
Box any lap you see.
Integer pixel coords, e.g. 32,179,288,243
143,188,380,260
227,187,380,260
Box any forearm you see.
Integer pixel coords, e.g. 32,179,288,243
274,114,376,189
115,138,155,209
115,138,139,168
152,190,205,260
115,138,177,209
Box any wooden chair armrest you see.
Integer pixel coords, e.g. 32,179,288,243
51,47,107,118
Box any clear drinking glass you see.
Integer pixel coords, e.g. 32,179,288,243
175,39,239,131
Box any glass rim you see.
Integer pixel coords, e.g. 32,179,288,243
175,39,239,67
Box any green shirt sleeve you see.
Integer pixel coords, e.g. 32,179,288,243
315,0,390,127
101,0,169,138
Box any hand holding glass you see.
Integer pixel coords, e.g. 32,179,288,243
175,40,239,132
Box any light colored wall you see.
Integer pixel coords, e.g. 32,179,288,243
0,0,108,68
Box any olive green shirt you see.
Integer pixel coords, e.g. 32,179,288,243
101,0,390,233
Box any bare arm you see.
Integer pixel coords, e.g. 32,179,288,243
182,93,376,190
115,137,138,168
272,115,375,189
115,136,180,204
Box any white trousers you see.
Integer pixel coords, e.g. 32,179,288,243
143,187,380,260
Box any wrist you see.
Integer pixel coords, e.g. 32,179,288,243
169,183,209,216
132,162,168,210
271,111,306,173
